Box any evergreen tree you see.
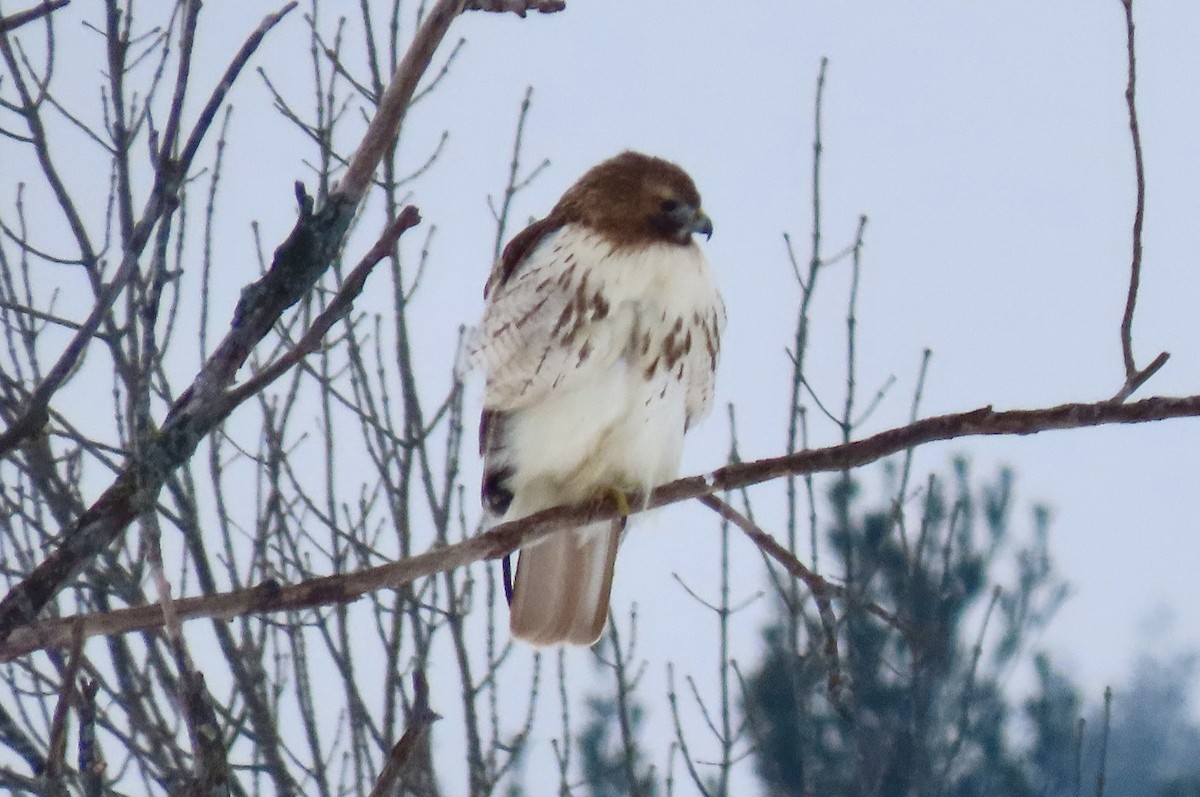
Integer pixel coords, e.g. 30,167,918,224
1084,647,1200,797
746,459,1071,795
1023,653,1083,796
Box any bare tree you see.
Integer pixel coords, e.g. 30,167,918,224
0,1,556,794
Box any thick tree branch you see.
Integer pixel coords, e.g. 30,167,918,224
225,207,422,406
0,0,70,33
465,0,566,15
5,392,1200,660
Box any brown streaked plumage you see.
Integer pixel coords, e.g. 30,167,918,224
469,151,724,646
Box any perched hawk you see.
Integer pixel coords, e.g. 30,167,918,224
469,151,725,646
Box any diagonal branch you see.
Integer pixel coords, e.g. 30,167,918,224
698,494,852,716
0,0,70,33
697,494,898,629
337,0,563,203
6,392,1200,659
338,0,464,202
225,208,421,406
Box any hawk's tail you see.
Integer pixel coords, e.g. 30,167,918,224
509,519,622,646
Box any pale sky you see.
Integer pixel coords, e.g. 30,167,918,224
7,1,1200,793
434,0,1200,727
363,1,1200,786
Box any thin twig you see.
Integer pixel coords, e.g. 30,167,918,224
1096,686,1113,797
840,214,868,439
368,673,441,797
490,86,548,262
1113,0,1168,401
338,0,464,202
605,613,647,797
43,623,84,793
697,494,898,629
666,663,713,797
1073,717,1085,797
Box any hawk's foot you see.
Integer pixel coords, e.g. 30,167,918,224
592,487,631,518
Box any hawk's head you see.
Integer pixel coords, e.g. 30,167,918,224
554,151,713,250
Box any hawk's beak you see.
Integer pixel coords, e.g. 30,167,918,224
691,210,713,240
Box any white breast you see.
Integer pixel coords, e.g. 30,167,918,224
490,226,725,512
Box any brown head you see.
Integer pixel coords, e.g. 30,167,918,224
553,151,713,250
487,152,714,296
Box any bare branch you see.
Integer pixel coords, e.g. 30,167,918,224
464,0,566,15
0,0,70,34
8,393,1200,657
368,673,440,797
176,663,231,796
0,2,297,460
1096,685,1113,796
225,207,422,406
338,0,464,202
77,679,103,796
176,3,299,173
697,494,898,630
1113,0,1168,401
666,663,713,797
43,624,84,794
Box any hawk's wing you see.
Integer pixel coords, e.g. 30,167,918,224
468,222,630,413
683,302,724,431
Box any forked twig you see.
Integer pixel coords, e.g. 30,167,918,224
697,494,899,630
1113,0,1168,402
368,673,441,797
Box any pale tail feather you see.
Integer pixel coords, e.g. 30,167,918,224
509,520,622,646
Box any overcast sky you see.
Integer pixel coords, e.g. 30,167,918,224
423,1,1200,781
8,1,1200,792
428,0,1200,711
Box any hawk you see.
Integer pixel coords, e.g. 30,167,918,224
469,151,725,645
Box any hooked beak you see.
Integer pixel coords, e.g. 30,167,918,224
662,201,714,242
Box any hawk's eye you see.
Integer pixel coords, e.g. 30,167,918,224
660,199,681,214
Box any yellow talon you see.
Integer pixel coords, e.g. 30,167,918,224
611,487,630,517
596,487,630,517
